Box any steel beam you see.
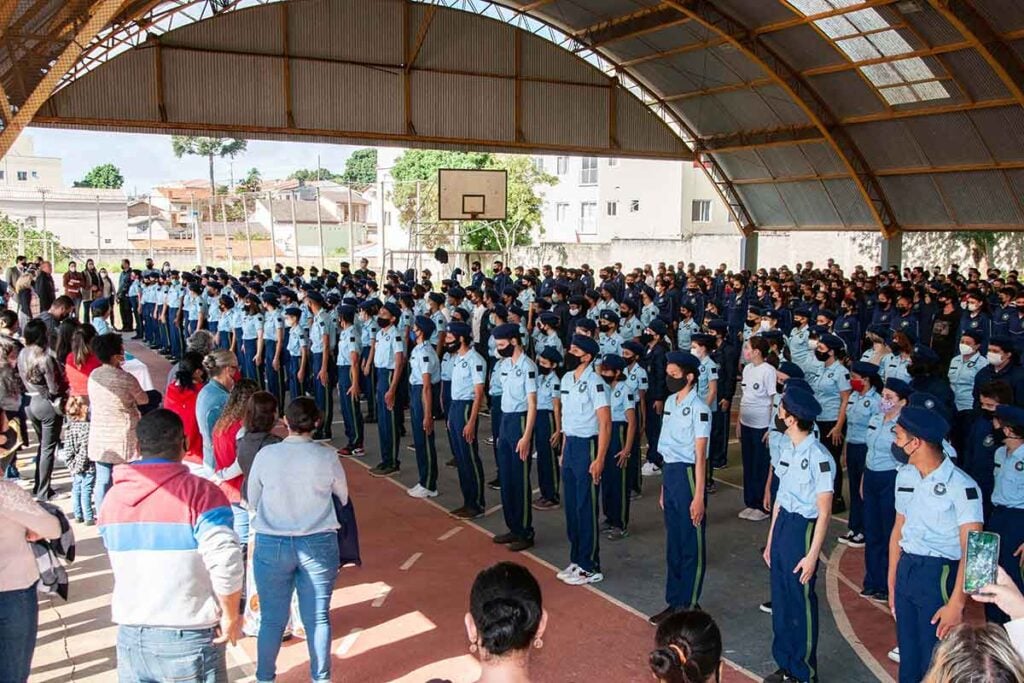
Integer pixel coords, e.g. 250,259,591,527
663,0,900,237
702,125,823,153
753,0,900,37
576,5,682,47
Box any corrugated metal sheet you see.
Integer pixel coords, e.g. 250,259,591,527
940,49,1011,102
761,25,847,72
757,145,815,179
163,50,286,127
776,181,844,226
661,50,749,90
631,59,701,94
707,44,769,83
969,107,1024,162
712,89,788,129
712,0,796,28
935,171,1024,225
902,8,969,47
614,90,690,155
714,150,771,181
160,4,281,54
49,48,159,122
670,94,743,136
808,71,887,118
288,0,402,65
799,142,848,176
753,84,812,127
905,113,993,167
972,0,1024,32
822,179,877,228
291,60,403,135
848,120,928,170
736,184,794,227
413,3,514,76
618,21,714,55
521,32,607,87
879,175,954,226
411,70,514,141
522,81,607,148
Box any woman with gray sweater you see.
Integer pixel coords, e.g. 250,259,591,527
247,396,348,683
17,319,68,501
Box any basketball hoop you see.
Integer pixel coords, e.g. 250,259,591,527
462,194,485,222
438,169,507,222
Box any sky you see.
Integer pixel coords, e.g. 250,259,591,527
27,127,384,196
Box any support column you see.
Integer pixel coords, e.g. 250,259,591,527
740,232,758,272
880,232,902,272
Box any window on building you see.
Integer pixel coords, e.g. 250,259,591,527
0,171,5,180
606,201,618,216
556,157,569,175
532,157,544,172
30,171,38,179
630,200,640,213
609,158,619,167
580,202,597,234
692,199,712,223
556,202,569,222
384,211,392,226
580,157,598,185
16,171,26,181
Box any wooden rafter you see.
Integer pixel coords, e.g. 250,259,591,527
619,37,728,68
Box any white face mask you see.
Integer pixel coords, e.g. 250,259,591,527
690,345,703,358
959,343,975,357
988,351,1005,366
569,308,580,316
807,338,818,350
968,302,980,312
759,320,771,331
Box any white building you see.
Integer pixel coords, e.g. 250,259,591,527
0,135,62,190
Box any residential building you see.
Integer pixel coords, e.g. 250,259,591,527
0,187,129,251
0,135,62,190
148,180,213,231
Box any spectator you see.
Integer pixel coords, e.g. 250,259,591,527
463,562,547,683
81,258,100,322
0,478,62,682
649,610,723,683
229,391,283,504
33,260,55,312
13,272,36,331
117,259,133,333
0,309,19,339
62,260,85,315
248,397,348,683
0,335,24,480
65,323,99,397
98,266,115,309
90,299,112,335
18,318,68,501
37,295,74,340
164,351,208,468
4,254,25,290
166,329,217,388
211,378,260,544
62,395,95,525
974,567,1024,661
923,622,1024,682
87,333,153,513
196,350,238,471
97,409,244,682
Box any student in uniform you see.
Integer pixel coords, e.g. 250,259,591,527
239,294,264,382
597,311,623,360
282,306,309,401
738,335,777,521
216,295,235,351
231,285,247,368
648,351,712,626
597,354,636,541
763,388,834,683
641,318,670,477
445,321,487,519
335,304,364,458
555,335,611,587
811,332,852,514
533,347,562,511
861,377,911,603
889,407,983,683
534,312,564,360
985,405,1024,625
405,315,441,499
622,340,649,498
838,361,882,549
358,300,380,424
947,328,988,454
491,323,538,552
370,302,406,476
258,294,286,407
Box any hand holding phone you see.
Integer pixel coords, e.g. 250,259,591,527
964,530,1000,595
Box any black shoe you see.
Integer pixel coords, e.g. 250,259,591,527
762,668,796,683
759,601,772,614
870,591,889,604
493,532,517,545
508,537,534,552
487,478,501,490
705,481,718,494
369,464,399,477
453,507,484,520
449,506,468,517
648,606,677,626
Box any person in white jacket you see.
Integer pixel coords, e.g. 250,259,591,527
973,566,1024,662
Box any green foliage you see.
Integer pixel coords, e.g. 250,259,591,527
0,213,68,264
951,231,1001,269
171,136,248,196
341,149,377,185
74,163,125,189
389,150,555,254
238,167,262,194
289,168,343,184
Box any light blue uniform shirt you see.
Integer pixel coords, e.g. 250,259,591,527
658,390,711,464
598,332,622,359
450,349,486,401
865,413,900,471
287,324,309,357
560,365,609,438
883,355,910,383
360,317,379,349
625,362,648,405
992,443,1024,509
429,311,447,346
409,342,440,386
640,303,659,328
677,319,700,351
845,389,881,444
697,355,718,404
498,354,537,413
774,435,835,519
93,317,111,335
128,280,141,297
336,326,361,366
620,315,642,341
373,325,404,369
535,332,564,359
536,371,560,411
207,295,222,324
308,311,331,354
895,457,983,559
440,352,455,382
606,380,636,423
488,355,504,397
769,395,822,467
811,361,851,422
262,307,284,341
240,311,264,340
788,326,811,368
948,352,989,412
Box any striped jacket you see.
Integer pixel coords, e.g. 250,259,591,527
98,460,243,629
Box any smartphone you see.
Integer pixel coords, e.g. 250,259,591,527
964,530,1000,594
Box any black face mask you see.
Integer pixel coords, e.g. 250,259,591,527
639,333,653,346
600,373,617,385
991,429,1006,447
666,376,688,394
814,349,830,362
890,442,911,465
564,353,582,372
497,344,515,358
538,365,552,376
376,316,391,329
776,383,785,394
445,342,460,354
907,363,929,377
774,416,788,433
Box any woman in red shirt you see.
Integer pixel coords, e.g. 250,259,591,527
163,352,207,467
65,325,100,397
211,379,261,504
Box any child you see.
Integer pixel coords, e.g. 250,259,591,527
63,395,95,524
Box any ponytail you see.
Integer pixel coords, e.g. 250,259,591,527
649,610,722,683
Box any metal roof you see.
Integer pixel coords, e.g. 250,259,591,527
0,0,1022,237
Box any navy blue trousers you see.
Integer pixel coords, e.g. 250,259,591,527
710,404,730,468
563,435,600,573
601,422,630,531
287,355,306,400
862,468,897,594
218,329,232,351
644,400,663,468
741,424,770,511
535,409,560,503
663,462,706,609
770,508,820,682
627,406,643,494
337,365,363,449
447,400,485,512
489,393,502,466
895,553,957,683
234,328,244,368
497,411,533,540
846,443,867,534
240,338,259,381
439,379,451,420
263,340,287,409
359,348,375,420
986,505,1024,624
311,353,334,440
375,368,400,468
410,383,438,491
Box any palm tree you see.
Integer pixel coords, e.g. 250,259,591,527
170,136,248,198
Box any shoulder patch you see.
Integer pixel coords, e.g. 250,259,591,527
818,461,831,473
700,412,709,422
596,383,605,392
528,371,536,379
966,487,979,500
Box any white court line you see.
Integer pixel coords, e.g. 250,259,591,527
371,586,392,608
400,552,423,571
335,628,364,656
438,527,463,541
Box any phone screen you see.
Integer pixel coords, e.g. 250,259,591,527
964,530,1000,594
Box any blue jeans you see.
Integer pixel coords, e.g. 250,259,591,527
253,532,340,682
72,470,96,522
94,461,115,515
232,504,250,545
116,625,226,683
0,582,39,682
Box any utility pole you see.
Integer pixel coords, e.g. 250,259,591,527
147,195,154,260
267,191,278,265
315,186,325,270
241,193,254,266
289,193,299,268
95,195,102,263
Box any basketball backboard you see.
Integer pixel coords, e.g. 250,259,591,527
437,168,508,221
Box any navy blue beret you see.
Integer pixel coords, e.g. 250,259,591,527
600,354,628,373
570,334,600,358
414,315,435,338
666,351,700,374
782,387,822,421
884,377,913,399
850,361,880,377
622,340,644,356
305,291,324,305
575,318,597,333
898,406,949,444
383,302,401,319
447,322,472,339
539,347,563,365
912,345,940,364
490,323,521,340
599,310,620,324
647,318,668,336
778,361,804,379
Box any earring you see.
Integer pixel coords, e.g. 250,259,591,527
533,637,543,649
469,641,478,654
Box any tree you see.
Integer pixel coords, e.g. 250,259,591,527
950,231,1000,271
342,148,377,185
74,163,124,189
464,154,557,254
237,167,262,194
0,213,69,265
170,136,247,197
289,167,343,184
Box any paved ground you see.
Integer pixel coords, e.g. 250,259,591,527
23,337,953,682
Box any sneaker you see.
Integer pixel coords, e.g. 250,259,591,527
838,530,857,546
452,507,483,520
629,491,642,501
493,532,517,545
887,647,900,663
763,669,798,683
641,462,662,477
846,532,865,548
406,484,427,498
565,569,604,586
738,508,755,520
870,591,889,604
859,587,875,599
759,601,772,614
337,446,355,456
600,521,614,533
508,538,534,552
84,519,96,527
448,506,468,517
533,498,561,511
484,437,494,446
74,516,84,524
605,527,629,541
648,606,677,626
406,444,416,452
352,446,365,457
746,509,770,521
705,481,717,494
487,478,501,490
556,563,580,581
369,464,400,477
